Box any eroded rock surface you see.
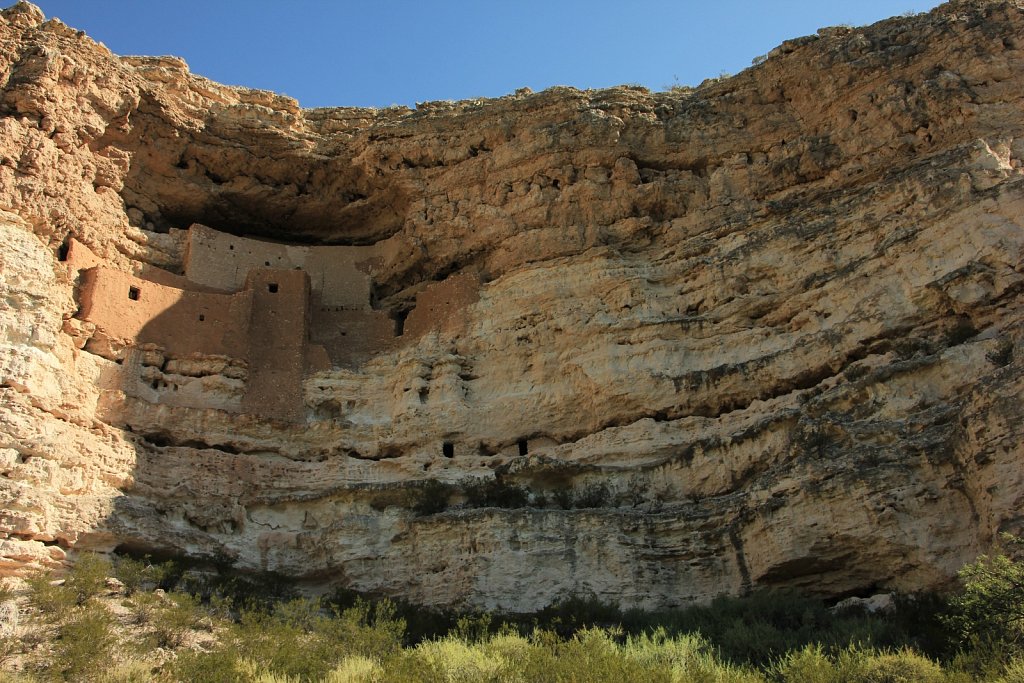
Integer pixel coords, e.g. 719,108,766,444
1,0,1023,611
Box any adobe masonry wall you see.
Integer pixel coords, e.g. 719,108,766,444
136,265,224,294
77,267,251,358
311,309,395,367
67,238,222,294
76,265,312,422
404,272,481,339
242,269,309,422
65,239,104,273
185,224,379,309
72,225,481,422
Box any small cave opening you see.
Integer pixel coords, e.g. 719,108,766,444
57,237,71,262
442,442,454,458
128,286,141,301
518,439,529,456
268,283,279,293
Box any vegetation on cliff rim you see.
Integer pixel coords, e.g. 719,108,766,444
0,539,1022,681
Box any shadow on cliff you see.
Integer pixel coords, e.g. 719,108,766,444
104,90,411,245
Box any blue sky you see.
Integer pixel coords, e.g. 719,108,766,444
30,1,943,109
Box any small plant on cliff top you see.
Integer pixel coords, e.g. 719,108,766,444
945,318,979,347
988,338,1014,367
464,478,529,509
412,479,452,516
573,483,611,509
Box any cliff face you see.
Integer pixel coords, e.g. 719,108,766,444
1,0,1024,611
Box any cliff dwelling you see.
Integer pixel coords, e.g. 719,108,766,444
3,0,1024,619
67,224,481,422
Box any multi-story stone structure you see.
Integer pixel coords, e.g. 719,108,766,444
68,224,479,422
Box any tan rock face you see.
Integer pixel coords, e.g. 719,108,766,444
1,0,1024,611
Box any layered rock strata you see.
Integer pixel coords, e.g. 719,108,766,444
1,0,1023,610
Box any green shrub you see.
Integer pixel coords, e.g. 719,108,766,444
152,592,206,648
125,590,160,626
997,658,1024,683
547,483,613,510
772,646,946,683
945,537,1024,655
170,647,245,683
987,338,1014,367
211,597,405,681
17,547,1024,682
52,604,116,681
413,480,453,516
24,552,115,639
113,554,175,596
553,487,574,510
323,655,383,683
463,478,529,509
98,659,158,683
623,628,763,682
854,649,945,683
414,636,511,682
771,643,839,683
572,483,611,508
200,568,297,611
318,599,406,660
644,590,901,666
25,573,76,619
232,603,329,679
64,552,113,605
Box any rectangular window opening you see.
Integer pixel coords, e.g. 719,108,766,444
128,286,140,301
268,283,279,293
442,442,454,458
393,309,409,337
518,439,529,456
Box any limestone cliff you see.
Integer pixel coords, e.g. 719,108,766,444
1,0,1023,611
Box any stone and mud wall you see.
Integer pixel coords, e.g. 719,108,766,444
69,221,465,421
185,223,381,308
0,0,1024,612
77,267,252,359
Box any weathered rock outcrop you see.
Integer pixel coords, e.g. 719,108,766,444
1,0,1023,611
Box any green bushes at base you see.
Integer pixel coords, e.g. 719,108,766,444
7,539,1024,682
